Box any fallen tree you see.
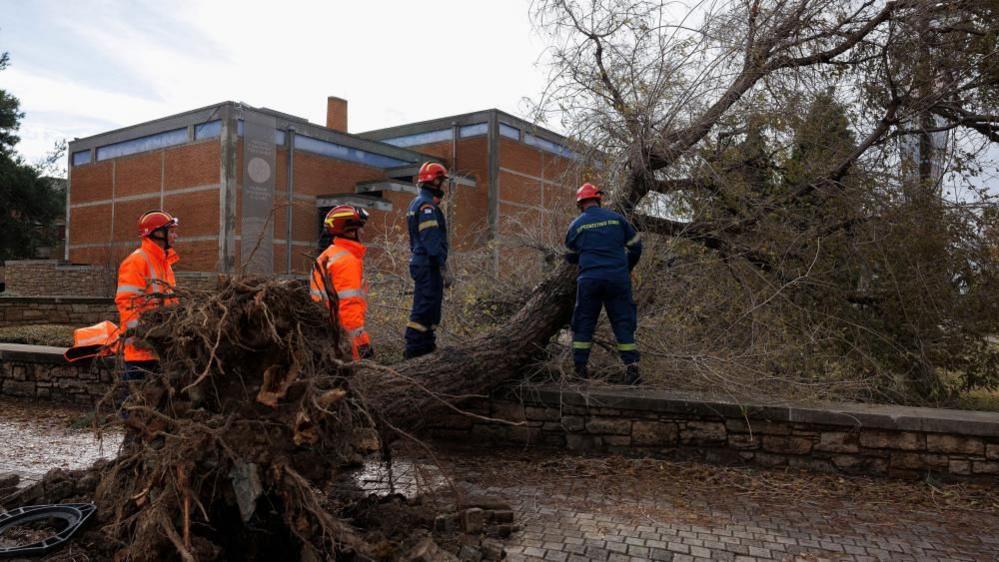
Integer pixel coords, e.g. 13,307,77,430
2,266,575,561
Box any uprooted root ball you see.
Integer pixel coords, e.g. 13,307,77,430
7,277,479,561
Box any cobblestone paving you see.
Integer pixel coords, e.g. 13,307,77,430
435,452,999,562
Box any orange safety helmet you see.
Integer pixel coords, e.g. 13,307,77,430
576,183,604,204
138,210,179,237
417,162,449,184
323,205,369,236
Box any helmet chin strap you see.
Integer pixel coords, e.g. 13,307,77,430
150,228,171,251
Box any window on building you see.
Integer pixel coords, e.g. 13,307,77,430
96,127,189,161
382,128,453,147
194,120,222,140
295,135,412,168
499,123,520,140
524,133,579,160
71,150,91,166
459,123,488,138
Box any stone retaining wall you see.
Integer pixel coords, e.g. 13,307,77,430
0,297,117,328
0,344,113,405
3,344,998,480
3,259,221,297
3,260,114,297
428,386,999,480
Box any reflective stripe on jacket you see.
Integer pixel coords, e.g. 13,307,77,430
310,237,371,359
115,238,179,362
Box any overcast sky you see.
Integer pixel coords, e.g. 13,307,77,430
3,0,551,166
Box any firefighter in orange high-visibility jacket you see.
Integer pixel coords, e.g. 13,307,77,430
115,210,179,383
310,205,374,360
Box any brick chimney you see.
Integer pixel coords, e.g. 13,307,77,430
326,96,348,132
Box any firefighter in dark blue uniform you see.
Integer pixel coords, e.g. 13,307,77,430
404,162,452,359
565,183,643,384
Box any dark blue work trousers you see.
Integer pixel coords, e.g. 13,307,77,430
571,277,639,366
119,360,159,418
405,263,443,358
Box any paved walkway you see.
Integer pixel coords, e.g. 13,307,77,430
2,400,997,561
410,451,999,562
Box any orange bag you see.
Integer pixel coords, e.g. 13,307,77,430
64,321,121,363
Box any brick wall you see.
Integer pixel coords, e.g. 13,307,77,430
68,139,221,272
428,386,999,480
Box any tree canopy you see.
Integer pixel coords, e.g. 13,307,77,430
527,0,999,402
0,51,64,261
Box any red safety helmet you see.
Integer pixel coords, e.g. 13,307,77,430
323,205,369,236
417,162,449,184
576,183,604,205
138,210,178,237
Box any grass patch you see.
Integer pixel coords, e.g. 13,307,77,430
0,324,75,347
958,389,999,412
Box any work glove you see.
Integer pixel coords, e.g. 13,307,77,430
357,344,375,360
441,264,455,289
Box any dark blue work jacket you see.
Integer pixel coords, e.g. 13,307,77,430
565,206,642,280
407,188,448,267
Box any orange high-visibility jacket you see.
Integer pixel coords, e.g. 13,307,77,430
115,238,178,362
310,237,370,359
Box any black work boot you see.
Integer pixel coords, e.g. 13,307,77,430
625,364,642,385
573,363,589,381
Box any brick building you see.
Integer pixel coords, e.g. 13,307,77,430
65,98,581,275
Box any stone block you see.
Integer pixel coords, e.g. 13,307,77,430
632,420,678,446
566,433,599,451
725,419,790,435
753,452,788,467
831,455,888,474
681,421,726,444
703,448,744,465
814,431,860,453
561,415,585,432
926,434,985,456
987,443,999,461
3,380,36,397
762,435,813,455
490,401,526,422
860,430,924,451
603,435,631,447
788,456,836,473
948,459,971,475
524,406,560,422
972,461,999,475
508,426,541,443
12,364,27,381
585,417,631,435
889,452,927,471
461,508,485,533
480,539,504,561
728,433,760,450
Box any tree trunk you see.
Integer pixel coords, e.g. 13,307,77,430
358,262,577,429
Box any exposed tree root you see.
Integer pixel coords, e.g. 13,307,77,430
4,275,539,560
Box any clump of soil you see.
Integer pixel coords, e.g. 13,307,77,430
0,517,68,548
4,277,508,561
